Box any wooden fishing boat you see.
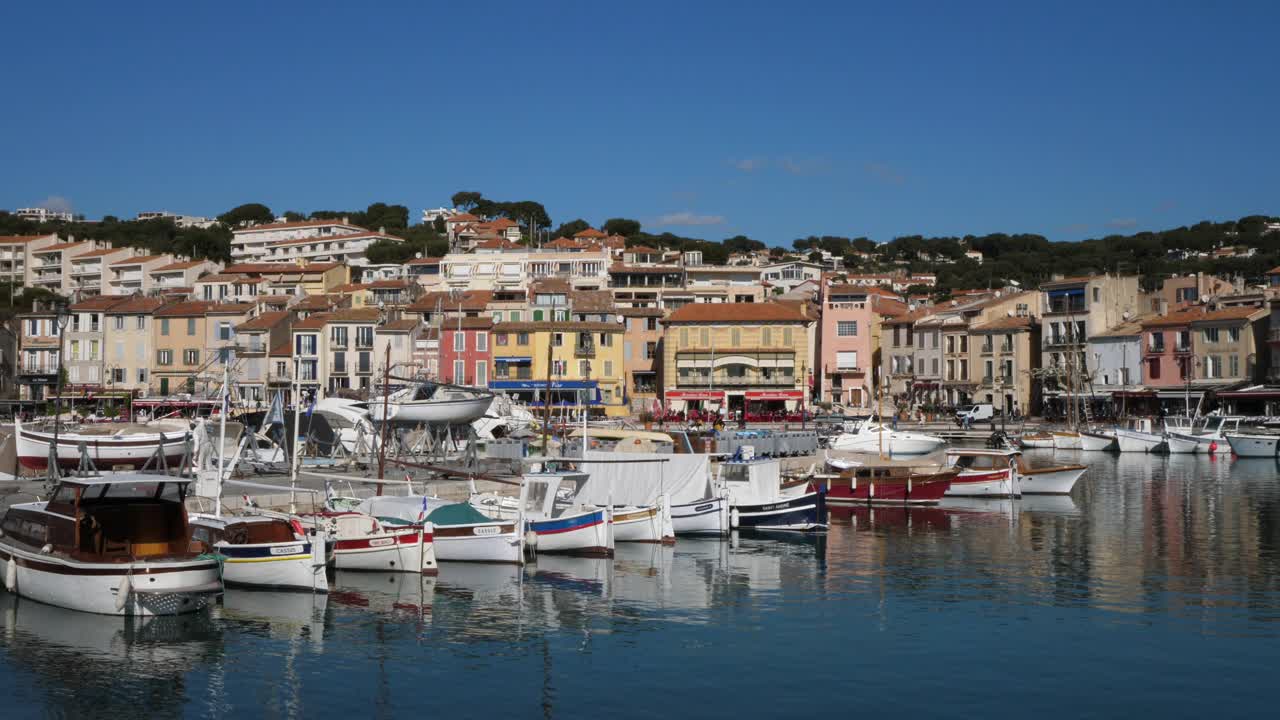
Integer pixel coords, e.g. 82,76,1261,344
189,513,329,593
1017,430,1055,449
0,474,222,616
944,448,1086,496
367,496,525,565
299,510,436,575
14,417,192,471
522,470,614,557
722,451,826,531
1114,418,1166,453
821,458,956,505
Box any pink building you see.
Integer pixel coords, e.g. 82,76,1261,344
818,284,874,407
438,317,493,387
1140,309,1202,388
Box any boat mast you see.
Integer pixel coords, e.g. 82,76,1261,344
216,363,229,517
378,340,392,483
289,356,302,513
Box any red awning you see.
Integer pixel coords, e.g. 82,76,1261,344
664,390,726,401
1217,390,1280,399
744,390,804,400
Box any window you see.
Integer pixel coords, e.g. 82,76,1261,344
1149,332,1164,352
553,333,564,347
187,318,197,336
218,322,232,341
699,328,710,346
184,349,200,365
931,358,939,375
931,332,938,348
552,360,566,376
836,321,858,337
1228,328,1240,343
495,332,509,346
332,351,346,373
89,340,99,360
1092,287,1100,303
453,332,465,352
579,360,591,376
137,368,148,383
477,332,488,352
157,349,173,366
356,327,374,348
453,360,466,383
836,351,858,369
1204,328,1220,343
218,348,231,363
1148,358,1161,379
517,332,529,346
331,326,348,347
647,317,658,331
603,360,613,377
645,341,657,359
69,340,79,360
295,334,317,356
783,328,793,346
113,316,124,330
960,336,968,352
599,333,612,347
136,315,146,330
1230,354,1240,377
680,328,690,346
160,318,170,336
730,328,741,346
946,336,955,353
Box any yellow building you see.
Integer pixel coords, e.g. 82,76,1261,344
152,301,254,396
489,320,627,417
660,302,816,416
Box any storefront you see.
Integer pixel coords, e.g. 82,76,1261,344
662,389,725,418
490,379,602,411
1217,387,1280,416
741,389,806,421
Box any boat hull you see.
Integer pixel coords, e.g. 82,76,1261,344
216,540,328,593
1165,431,1200,454
732,490,826,531
530,509,613,557
1079,432,1116,452
824,477,952,505
1051,432,1082,450
331,526,437,575
1225,433,1279,458
16,426,189,471
371,395,493,425
1018,466,1086,494
0,544,220,616
829,432,944,455
1018,435,1056,449
670,497,730,536
432,520,524,564
1115,430,1165,453
610,505,672,544
944,469,1020,498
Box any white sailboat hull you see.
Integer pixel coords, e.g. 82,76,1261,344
610,505,672,544
371,395,492,425
1225,433,1279,458
1079,432,1116,452
1018,466,1086,494
829,431,944,455
1051,432,1082,450
0,544,220,616
944,469,1021,498
1165,432,1200,454
671,496,730,536
433,521,524,564
529,508,613,557
330,526,437,574
217,541,328,593
1115,430,1165,453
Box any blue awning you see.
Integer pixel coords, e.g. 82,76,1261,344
489,380,598,390
1048,288,1085,298
495,356,532,363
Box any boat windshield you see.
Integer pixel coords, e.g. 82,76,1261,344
950,454,1008,470
81,481,184,504
722,464,751,484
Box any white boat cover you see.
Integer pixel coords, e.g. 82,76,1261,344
578,451,713,506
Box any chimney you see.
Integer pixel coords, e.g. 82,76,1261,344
341,216,349,225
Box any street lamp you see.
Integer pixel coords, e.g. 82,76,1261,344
49,302,72,479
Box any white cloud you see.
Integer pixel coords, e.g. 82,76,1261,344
38,195,73,213
655,211,726,227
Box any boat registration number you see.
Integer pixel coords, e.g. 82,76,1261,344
473,526,501,537
694,504,713,512
759,503,786,511
271,545,304,556
369,538,394,547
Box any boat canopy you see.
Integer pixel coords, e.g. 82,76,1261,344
425,503,493,526
575,451,713,506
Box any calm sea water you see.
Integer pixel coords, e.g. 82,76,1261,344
2,451,1279,719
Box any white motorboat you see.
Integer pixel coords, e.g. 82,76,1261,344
521,470,614,557
670,496,731,536
721,449,826,531
943,449,1022,497
366,496,525,565
301,510,437,575
827,420,944,456
369,381,493,425
0,474,222,616
1051,431,1082,450
189,513,329,593
14,417,193,471
1013,455,1087,494
1224,432,1280,458
1080,430,1117,452
1018,431,1056,449
1164,416,1240,455
1114,418,1166,453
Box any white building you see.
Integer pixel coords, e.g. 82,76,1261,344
761,261,824,293
260,229,403,267
440,248,611,291
230,218,365,261
422,207,459,224
14,207,74,223
136,211,216,228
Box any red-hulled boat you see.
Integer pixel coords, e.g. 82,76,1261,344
819,460,957,505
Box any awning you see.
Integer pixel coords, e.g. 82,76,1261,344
1048,288,1085,298
745,390,804,400
1218,387,1280,399
494,356,532,363
489,380,597,390
664,390,725,401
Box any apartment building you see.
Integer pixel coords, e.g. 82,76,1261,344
16,305,62,402
324,308,382,394
660,302,816,416
375,318,425,382
1040,274,1140,362
489,320,628,416
968,315,1041,416
440,249,610,291
103,297,168,396
1189,306,1267,389
880,308,928,401
621,308,664,410
1088,320,1144,397
260,228,404,267
232,311,293,405
218,262,350,296
28,241,85,293
439,317,493,387
230,218,365,261
149,259,220,295
152,302,254,396
64,296,123,392
69,247,134,296
818,285,875,408
761,261,823,293
1140,310,1201,390
0,234,58,290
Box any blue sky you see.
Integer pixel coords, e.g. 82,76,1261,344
2,1,1277,245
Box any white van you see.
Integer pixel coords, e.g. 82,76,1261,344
955,404,995,424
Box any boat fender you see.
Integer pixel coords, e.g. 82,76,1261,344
40,544,52,554
1208,441,1218,454
4,559,16,592
114,575,131,612
290,517,306,538
730,508,740,530
524,530,538,550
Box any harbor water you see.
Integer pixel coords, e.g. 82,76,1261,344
2,450,1279,718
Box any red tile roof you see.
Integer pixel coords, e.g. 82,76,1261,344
406,257,442,266
445,213,480,223
103,297,168,314
381,318,422,333
32,242,86,253
327,308,382,323
69,296,129,312
1189,306,1267,323
408,290,494,313
574,228,606,239
444,317,495,330
72,247,130,259
109,254,168,266
236,310,291,331
331,282,369,293
266,231,402,248
151,260,207,272
292,313,333,330
0,234,55,244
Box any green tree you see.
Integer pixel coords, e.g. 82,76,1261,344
723,235,766,253
451,192,483,211
364,239,417,264
217,203,273,228
603,218,641,237
282,210,306,222
551,219,591,239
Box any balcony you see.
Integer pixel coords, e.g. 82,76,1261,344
677,373,795,387
20,363,58,375
574,343,596,358
497,369,534,380
235,338,266,355
268,372,292,384
1045,299,1087,315
1043,334,1084,349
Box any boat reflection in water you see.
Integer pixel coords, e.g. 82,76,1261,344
0,590,222,715
328,571,434,620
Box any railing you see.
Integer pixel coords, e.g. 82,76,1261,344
574,343,596,357
497,369,535,380
676,375,795,387
1046,301,1087,314
267,372,291,383
235,339,265,354
21,363,58,374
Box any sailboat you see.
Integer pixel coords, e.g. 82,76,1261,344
368,380,494,425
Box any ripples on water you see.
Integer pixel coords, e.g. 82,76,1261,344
2,452,1280,718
